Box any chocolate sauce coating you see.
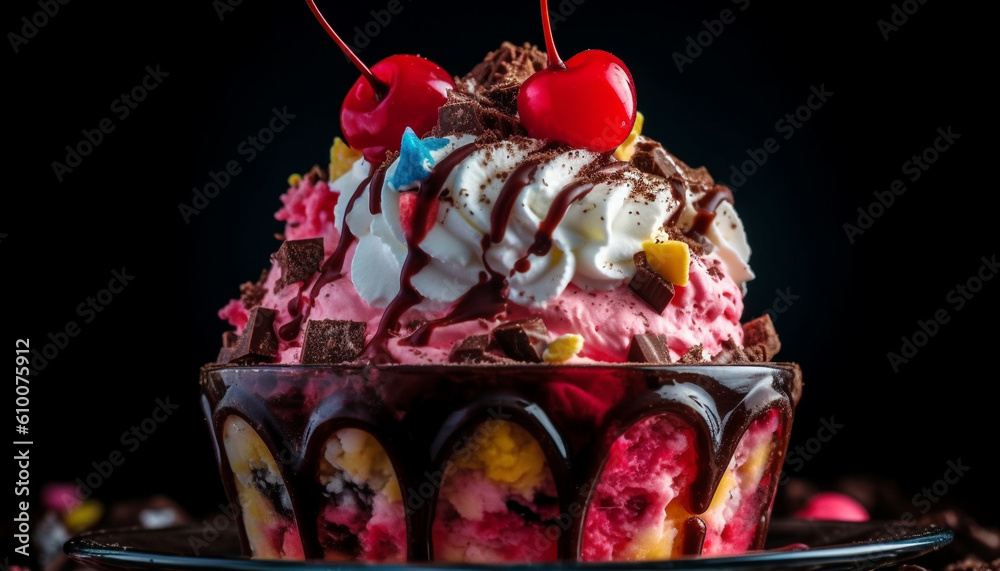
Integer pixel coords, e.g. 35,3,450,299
201,363,801,561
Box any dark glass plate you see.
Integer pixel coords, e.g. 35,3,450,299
65,519,952,571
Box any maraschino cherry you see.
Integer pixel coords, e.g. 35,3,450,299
306,0,454,163
517,0,637,153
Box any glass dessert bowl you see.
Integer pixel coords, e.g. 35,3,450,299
200,362,802,562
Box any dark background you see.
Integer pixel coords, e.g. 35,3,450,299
7,0,995,553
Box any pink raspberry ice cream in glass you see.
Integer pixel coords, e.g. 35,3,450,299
200,2,803,563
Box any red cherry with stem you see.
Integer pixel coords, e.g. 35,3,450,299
517,0,637,153
306,0,454,163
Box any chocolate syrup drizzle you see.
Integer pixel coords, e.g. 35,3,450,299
278,167,384,341
278,142,736,356
201,363,801,561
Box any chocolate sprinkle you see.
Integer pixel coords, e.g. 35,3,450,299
627,333,671,363
300,319,367,364
272,238,324,291
230,307,278,363
629,251,675,314
742,314,782,361
492,318,549,363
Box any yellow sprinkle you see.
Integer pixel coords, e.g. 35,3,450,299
329,137,362,180
613,111,645,161
63,500,104,533
287,173,302,188
642,239,690,286
543,334,585,363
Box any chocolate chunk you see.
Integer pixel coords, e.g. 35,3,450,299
449,334,510,364
301,319,366,364
230,307,278,363
628,333,671,363
631,139,682,179
272,238,324,290
678,344,705,364
629,251,675,314
492,318,549,362
239,269,269,309
217,331,239,363
742,314,782,361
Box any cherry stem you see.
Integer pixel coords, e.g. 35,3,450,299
540,0,565,69
306,0,390,101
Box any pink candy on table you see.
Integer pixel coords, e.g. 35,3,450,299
794,491,870,522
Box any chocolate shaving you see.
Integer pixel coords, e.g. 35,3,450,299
461,42,548,112
449,334,511,364
239,269,269,309
300,319,366,364
711,337,752,364
230,307,278,363
629,251,675,314
305,164,328,184
742,314,782,361
492,318,549,363
631,139,682,179
678,344,705,364
272,238,324,291
628,333,671,363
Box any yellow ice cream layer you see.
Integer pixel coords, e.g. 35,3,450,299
331,429,402,502
330,137,362,180
642,239,690,286
614,111,645,161
621,524,675,560
453,420,547,493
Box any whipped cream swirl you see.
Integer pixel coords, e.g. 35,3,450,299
331,134,753,310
